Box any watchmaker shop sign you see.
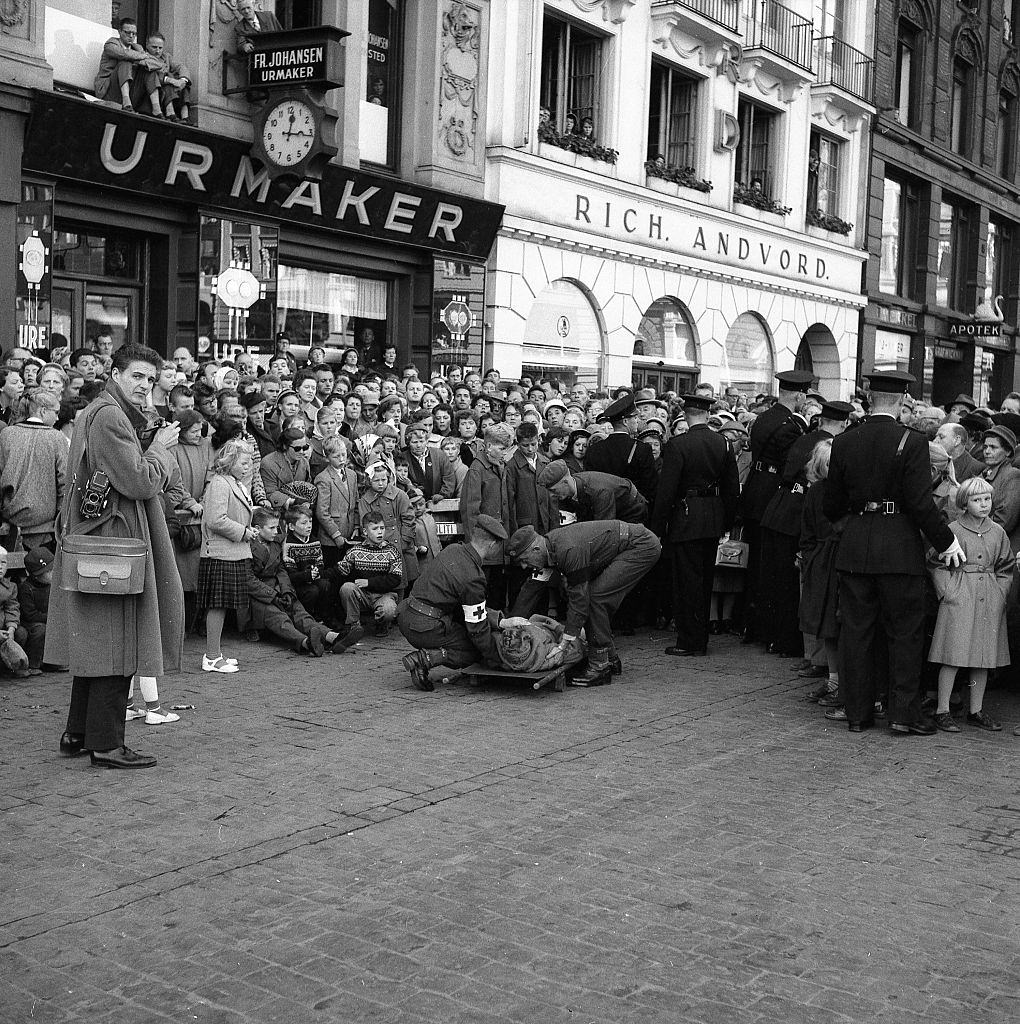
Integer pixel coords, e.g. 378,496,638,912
250,45,327,86
23,95,503,259
247,27,346,91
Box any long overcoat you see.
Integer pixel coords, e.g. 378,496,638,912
45,383,184,677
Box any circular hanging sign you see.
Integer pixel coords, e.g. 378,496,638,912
556,315,570,338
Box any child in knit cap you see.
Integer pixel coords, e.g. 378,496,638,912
18,547,53,673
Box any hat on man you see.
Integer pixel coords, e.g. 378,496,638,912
508,525,540,559
23,547,53,578
947,392,977,411
240,389,269,410
865,370,916,393
961,411,994,434
719,420,748,437
543,397,567,416
982,425,1017,454
603,392,639,422
679,393,714,412
473,513,509,541
634,388,657,405
775,370,818,392
536,461,571,487
405,420,430,438
819,400,854,421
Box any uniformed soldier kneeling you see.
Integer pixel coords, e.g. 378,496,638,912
396,514,508,691
508,520,661,687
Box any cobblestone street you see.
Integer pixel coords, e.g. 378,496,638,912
2,629,1019,1024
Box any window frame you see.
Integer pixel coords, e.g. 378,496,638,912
879,175,920,301
361,0,404,171
950,57,974,157
647,60,699,170
998,89,1017,181
809,129,841,215
736,98,777,198
895,18,922,129
540,13,607,138
936,199,970,312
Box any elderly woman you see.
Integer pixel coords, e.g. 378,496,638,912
981,425,1020,552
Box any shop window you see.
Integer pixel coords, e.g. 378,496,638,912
647,63,698,171
722,313,774,397
521,279,603,388
198,216,278,360
277,265,391,366
878,175,920,300
950,58,973,157
432,259,486,377
894,19,922,129
936,200,970,312
735,99,777,199
807,130,841,216
873,329,912,373
540,13,605,139
634,298,698,364
361,0,403,167
16,184,55,353
998,90,1017,181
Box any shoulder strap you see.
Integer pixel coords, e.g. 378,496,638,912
627,441,637,465
895,429,910,457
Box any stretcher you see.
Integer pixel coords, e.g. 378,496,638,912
459,663,567,692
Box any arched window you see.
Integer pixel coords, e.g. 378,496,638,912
634,298,698,363
521,279,603,387
723,313,774,396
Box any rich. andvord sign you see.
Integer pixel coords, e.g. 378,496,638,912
247,27,347,92
23,94,504,260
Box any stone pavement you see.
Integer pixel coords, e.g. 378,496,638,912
2,627,1019,1024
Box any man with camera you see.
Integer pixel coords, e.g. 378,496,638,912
49,343,184,769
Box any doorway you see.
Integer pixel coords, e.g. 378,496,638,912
52,282,140,351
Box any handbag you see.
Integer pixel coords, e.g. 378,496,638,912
715,532,749,570
58,405,148,596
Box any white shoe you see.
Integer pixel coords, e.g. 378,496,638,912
203,655,239,673
125,707,147,721
145,709,180,724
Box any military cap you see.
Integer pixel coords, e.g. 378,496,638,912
775,370,818,392
536,461,571,487
474,513,508,541
603,392,638,421
543,397,567,416
865,370,916,393
947,392,977,411
507,525,540,558
638,419,667,439
819,400,854,420
982,425,1017,454
678,393,714,412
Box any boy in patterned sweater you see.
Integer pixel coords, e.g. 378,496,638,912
333,511,404,651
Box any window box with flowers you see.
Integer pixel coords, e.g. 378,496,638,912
537,125,619,169
805,209,853,237
733,182,791,216
644,160,712,199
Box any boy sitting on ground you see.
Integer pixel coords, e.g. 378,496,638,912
334,511,403,650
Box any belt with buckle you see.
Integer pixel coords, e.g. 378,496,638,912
789,483,805,495
408,596,443,619
860,501,900,515
753,461,778,474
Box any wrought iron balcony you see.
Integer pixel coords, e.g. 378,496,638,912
744,0,813,73
672,0,740,33
814,36,875,104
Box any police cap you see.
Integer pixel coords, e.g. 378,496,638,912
774,370,818,392
604,393,638,421
473,514,508,541
536,461,570,487
678,393,714,412
865,370,916,393
819,400,854,421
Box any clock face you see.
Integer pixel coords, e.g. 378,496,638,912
262,100,317,167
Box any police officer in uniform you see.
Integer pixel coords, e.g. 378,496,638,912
650,393,740,657
739,370,815,639
583,392,658,505
396,513,508,691
758,399,852,657
508,520,661,687
823,371,964,733
537,463,648,524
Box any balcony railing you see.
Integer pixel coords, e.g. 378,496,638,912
744,0,813,73
814,36,875,104
673,0,740,33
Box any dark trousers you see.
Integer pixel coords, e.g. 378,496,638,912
670,539,718,653
396,604,479,668
251,597,328,650
21,622,46,670
66,675,131,751
585,527,662,647
837,573,924,725
740,518,763,636
758,528,803,655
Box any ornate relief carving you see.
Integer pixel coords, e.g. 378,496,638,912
0,0,29,38
438,0,481,161
811,96,866,134
570,0,635,24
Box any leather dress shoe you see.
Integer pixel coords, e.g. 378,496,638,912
609,654,622,676
59,731,86,757
848,720,874,733
890,719,937,736
89,746,157,769
665,646,707,657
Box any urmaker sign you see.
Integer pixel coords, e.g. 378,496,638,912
22,94,503,259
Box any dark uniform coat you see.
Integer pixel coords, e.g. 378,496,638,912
650,425,739,541
571,472,648,524
584,430,658,505
760,429,831,537
740,404,807,522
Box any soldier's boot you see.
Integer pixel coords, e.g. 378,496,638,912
607,643,622,676
401,648,445,691
570,646,612,687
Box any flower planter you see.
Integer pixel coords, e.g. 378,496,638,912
645,175,679,197
576,153,616,177
735,202,787,228
807,224,853,245
677,183,712,205
538,142,577,166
